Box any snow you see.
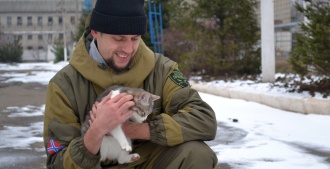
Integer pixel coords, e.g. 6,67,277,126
0,62,67,85
192,73,330,100
202,93,330,169
0,61,329,169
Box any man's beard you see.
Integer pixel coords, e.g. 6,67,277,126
106,58,132,73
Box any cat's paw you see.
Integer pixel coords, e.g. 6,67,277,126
117,153,140,164
122,144,132,152
131,153,140,162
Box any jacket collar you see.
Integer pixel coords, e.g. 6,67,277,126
89,39,107,66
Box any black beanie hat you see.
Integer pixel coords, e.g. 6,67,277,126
90,0,147,35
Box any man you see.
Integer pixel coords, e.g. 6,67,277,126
43,0,218,168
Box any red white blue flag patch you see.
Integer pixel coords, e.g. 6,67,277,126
47,139,65,155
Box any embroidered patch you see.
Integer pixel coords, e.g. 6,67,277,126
47,139,65,155
169,69,189,88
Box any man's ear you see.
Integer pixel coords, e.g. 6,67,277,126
91,30,99,38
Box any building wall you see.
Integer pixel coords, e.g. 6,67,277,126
256,0,304,56
256,0,302,25
0,0,83,62
274,0,292,24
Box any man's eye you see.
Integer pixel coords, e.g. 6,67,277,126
132,37,139,41
115,38,123,41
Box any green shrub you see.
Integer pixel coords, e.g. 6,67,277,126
0,38,23,63
52,40,68,63
290,0,330,76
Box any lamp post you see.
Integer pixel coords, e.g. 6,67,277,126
261,0,275,82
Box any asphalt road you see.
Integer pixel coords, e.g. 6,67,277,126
0,81,232,169
0,82,47,169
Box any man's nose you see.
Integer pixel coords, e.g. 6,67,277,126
122,40,133,54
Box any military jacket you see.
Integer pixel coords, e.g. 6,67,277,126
43,27,217,169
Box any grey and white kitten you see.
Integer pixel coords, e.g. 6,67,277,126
81,85,160,164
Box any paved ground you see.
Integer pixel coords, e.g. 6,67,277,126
0,80,231,169
2,66,330,169
2,76,329,169
0,82,47,169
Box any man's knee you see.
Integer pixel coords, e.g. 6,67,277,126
153,141,218,169
179,141,217,164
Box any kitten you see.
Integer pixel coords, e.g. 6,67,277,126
81,85,160,164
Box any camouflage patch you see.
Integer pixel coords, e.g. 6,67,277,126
169,69,189,88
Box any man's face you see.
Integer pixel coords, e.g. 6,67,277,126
91,30,141,71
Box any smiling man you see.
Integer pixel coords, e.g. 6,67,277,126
90,33,141,72
43,0,218,168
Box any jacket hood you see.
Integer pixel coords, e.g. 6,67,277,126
69,13,155,94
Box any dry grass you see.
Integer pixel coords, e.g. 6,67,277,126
275,56,293,73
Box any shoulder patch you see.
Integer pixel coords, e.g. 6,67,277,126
169,69,189,88
47,139,65,155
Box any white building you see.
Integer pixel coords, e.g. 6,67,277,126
256,0,304,57
0,0,83,62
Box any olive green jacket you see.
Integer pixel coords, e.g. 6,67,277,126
43,23,217,169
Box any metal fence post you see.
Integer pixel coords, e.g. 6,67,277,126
148,1,164,55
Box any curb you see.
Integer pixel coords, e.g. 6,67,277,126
190,82,330,115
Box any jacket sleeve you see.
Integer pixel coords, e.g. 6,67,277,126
43,82,100,169
148,65,217,146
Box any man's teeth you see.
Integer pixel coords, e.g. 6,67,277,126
118,54,127,58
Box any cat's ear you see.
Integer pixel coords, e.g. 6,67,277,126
141,92,160,102
141,92,150,103
151,94,160,101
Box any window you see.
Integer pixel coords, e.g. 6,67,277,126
28,34,32,40
7,34,14,41
70,16,75,25
59,33,63,40
27,16,32,26
38,34,43,40
17,16,22,26
48,34,53,40
16,35,23,40
27,46,33,50
38,16,42,26
7,16,12,25
38,46,44,50
59,16,63,25
48,16,53,26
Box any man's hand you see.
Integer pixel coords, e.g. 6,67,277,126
122,120,151,140
83,91,135,155
91,92,135,136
